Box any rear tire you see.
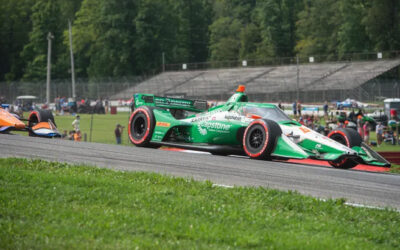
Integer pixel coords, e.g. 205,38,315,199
28,109,56,136
327,128,362,169
243,119,281,160
128,106,156,147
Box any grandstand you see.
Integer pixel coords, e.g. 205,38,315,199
111,58,400,102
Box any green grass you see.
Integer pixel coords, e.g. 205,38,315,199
390,164,400,174
1,158,399,249
368,132,400,152
54,112,132,145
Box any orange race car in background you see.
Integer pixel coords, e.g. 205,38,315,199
0,104,60,137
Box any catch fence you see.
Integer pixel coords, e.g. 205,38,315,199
1,51,400,104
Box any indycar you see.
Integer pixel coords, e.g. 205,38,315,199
128,86,390,169
0,104,60,137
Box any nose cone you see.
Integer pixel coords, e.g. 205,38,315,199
0,108,26,129
14,122,26,129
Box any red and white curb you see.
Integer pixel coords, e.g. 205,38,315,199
161,147,391,173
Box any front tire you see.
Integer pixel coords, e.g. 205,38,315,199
328,157,358,169
128,106,156,147
243,119,281,160
327,128,362,169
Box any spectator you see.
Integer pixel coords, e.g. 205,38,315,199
356,109,363,117
55,96,60,113
323,125,330,136
297,101,302,116
375,122,384,147
363,121,370,145
292,101,297,116
388,119,397,145
115,124,124,144
348,109,356,122
72,115,80,131
298,116,305,126
278,102,283,110
390,108,398,120
323,101,329,117
61,130,68,139
68,131,75,140
306,118,314,129
60,97,66,115
357,115,364,138
74,130,82,141
105,98,109,114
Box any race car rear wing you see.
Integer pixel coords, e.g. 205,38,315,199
133,94,208,112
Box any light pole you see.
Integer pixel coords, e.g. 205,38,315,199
162,52,165,72
296,55,300,101
46,32,54,104
68,20,76,100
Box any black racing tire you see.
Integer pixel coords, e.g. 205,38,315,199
328,157,358,169
243,119,281,160
327,128,362,148
128,106,157,147
28,109,56,136
327,128,362,169
28,109,56,127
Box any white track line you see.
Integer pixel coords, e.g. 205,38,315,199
344,202,395,211
319,198,399,212
166,148,397,210
212,184,234,188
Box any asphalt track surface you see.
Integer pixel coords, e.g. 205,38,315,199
1,134,400,210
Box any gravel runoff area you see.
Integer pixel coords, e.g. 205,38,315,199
1,134,400,210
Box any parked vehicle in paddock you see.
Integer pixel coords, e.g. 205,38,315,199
128,86,390,169
0,104,60,137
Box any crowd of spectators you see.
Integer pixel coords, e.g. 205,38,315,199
288,100,398,147
60,115,82,142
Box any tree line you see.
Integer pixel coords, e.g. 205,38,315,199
0,0,399,82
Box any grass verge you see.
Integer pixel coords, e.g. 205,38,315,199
1,158,399,249
54,112,132,145
390,164,400,174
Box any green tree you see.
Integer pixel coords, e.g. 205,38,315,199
172,0,212,63
21,0,63,80
134,0,178,73
337,0,371,55
209,0,257,61
254,0,301,58
209,17,242,61
363,0,400,51
296,0,340,58
21,0,82,81
71,0,137,78
0,0,34,81
239,23,262,60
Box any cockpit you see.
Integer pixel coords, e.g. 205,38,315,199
240,105,291,122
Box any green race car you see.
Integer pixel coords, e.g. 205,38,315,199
128,86,390,169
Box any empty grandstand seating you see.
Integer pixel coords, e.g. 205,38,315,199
110,58,400,101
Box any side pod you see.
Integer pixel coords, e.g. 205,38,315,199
29,120,61,138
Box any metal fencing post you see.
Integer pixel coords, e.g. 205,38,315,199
89,112,94,142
